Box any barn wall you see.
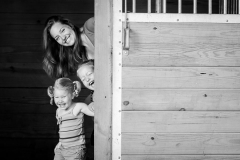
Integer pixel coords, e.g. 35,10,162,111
0,0,94,159
121,21,240,159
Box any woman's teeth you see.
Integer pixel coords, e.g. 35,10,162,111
89,81,94,86
64,35,70,43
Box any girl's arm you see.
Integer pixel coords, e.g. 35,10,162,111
73,102,94,117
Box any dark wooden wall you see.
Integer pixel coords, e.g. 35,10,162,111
0,0,94,160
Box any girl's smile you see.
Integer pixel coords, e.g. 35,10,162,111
77,65,94,90
54,88,74,110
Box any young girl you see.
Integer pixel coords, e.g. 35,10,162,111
43,15,94,78
77,60,95,145
77,60,94,109
47,78,94,160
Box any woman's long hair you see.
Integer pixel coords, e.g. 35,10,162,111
42,15,88,78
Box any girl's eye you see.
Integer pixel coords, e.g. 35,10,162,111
61,28,65,33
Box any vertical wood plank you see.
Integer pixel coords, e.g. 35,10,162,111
112,0,123,159
224,0,227,14
178,0,182,13
148,0,151,13
133,0,136,13
95,0,112,159
209,0,212,14
163,0,166,13
194,0,197,13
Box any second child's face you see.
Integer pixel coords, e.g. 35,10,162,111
54,88,74,110
77,65,94,90
50,22,76,46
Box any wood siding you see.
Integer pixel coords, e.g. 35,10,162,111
0,0,94,159
121,22,240,159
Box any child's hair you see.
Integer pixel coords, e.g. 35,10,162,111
77,59,94,77
47,78,81,105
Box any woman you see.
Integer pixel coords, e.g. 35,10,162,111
43,15,94,78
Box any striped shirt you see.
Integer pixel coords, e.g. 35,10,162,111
56,107,85,148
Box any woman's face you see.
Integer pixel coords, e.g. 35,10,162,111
50,22,76,46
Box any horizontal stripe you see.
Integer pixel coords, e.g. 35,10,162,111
60,134,84,140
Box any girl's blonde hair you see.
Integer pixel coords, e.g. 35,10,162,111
47,78,81,105
77,59,94,78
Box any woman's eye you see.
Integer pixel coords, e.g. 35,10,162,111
61,28,65,33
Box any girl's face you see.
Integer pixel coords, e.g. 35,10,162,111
50,22,76,46
77,65,94,90
53,88,74,110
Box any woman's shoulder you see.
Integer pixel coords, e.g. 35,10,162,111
84,17,94,32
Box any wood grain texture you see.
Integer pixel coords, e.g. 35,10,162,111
123,23,240,67
0,138,57,160
122,67,240,89
0,13,93,25
0,63,92,87
122,133,240,154
122,89,240,111
0,0,94,14
122,111,240,133
94,0,112,159
0,63,54,87
0,88,91,113
122,155,240,160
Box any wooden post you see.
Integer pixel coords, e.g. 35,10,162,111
193,0,197,14
133,0,136,13
156,0,161,13
112,0,123,159
94,0,112,160
178,0,182,13
148,0,151,13
209,0,212,14
163,0,166,13
224,0,227,14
